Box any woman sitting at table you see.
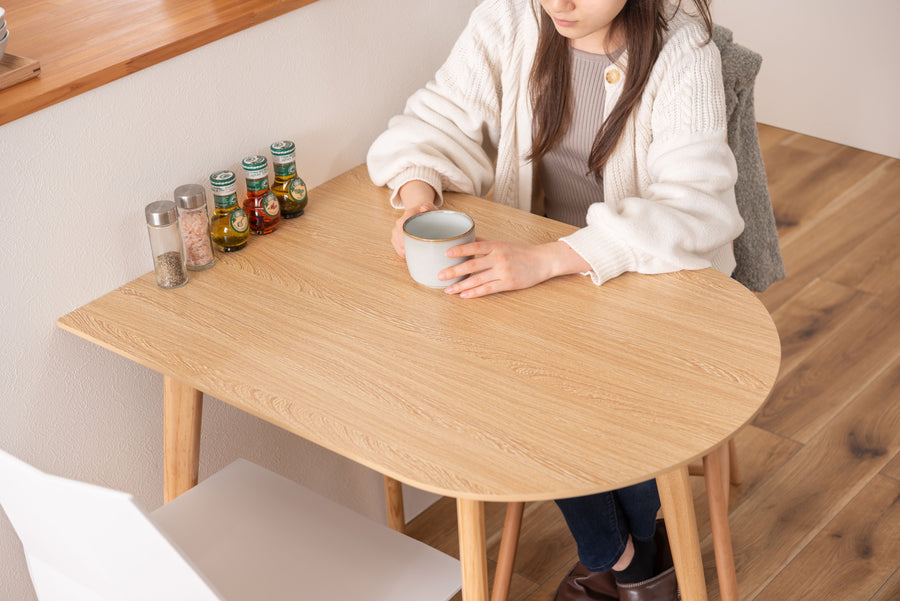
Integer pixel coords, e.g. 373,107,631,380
367,0,743,599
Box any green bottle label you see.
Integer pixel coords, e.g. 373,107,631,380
274,162,297,177
231,208,249,233
289,178,308,202
213,192,238,209
262,192,280,217
246,176,269,192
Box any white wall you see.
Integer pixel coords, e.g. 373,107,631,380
712,0,900,158
0,1,478,598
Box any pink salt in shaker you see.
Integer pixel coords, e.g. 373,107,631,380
174,183,216,271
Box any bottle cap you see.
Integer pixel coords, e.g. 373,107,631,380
145,200,178,226
242,155,268,179
270,140,296,156
210,170,237,187
174,184,208,210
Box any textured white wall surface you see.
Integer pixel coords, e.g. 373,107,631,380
0,0,478,598
712,0,900,158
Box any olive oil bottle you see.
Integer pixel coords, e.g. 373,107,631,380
270,140,308,219
209,170,250,251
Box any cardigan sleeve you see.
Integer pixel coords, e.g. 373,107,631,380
366,0,511,208
561,26,744,284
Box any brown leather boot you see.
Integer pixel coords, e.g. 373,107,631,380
615,567,678,601
614,520,678,601
553,561,620,601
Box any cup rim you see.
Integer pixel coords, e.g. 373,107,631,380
402,210,474,243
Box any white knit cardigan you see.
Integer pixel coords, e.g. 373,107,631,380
367,0,744,285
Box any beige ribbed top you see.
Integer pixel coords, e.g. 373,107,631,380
540,48,622,228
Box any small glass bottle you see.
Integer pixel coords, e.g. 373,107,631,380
270,140,308,218
241,155,280,235
145,200,188,289
174,183,216,270
209,170,250,252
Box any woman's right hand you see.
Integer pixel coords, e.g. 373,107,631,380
392,180,438,257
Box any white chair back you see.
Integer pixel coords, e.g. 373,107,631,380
0,449,222,601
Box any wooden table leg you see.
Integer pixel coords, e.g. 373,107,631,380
656,466,708,601
457,498,489,601
163,375,203,503
384,475,406,533
703,446,739,601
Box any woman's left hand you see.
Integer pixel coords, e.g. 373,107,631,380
440,240,590,299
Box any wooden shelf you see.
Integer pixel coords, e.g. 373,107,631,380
0,0,317,126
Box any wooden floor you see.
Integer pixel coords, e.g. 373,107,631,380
405,124,900,601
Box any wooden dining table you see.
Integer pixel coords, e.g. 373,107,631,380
58,164,781,601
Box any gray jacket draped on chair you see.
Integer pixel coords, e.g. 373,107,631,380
713,25,786,292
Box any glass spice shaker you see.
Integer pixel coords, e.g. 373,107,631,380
270,140,308,218
241,154,280,235
145,200,188,289
174,183,216,270
209,170,250,252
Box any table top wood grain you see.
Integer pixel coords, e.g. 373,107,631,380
58,165,781,502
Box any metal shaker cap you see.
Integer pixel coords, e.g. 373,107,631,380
174,183,208,210
145,200,178,226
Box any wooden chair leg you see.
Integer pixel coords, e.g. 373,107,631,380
490,502,525,601
383,475,405,533
385,484,521,601
727,438,742,486
688,436,741,485
719,439,731,506
703,446,739,601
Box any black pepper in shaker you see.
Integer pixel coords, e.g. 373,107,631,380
145,200,188,289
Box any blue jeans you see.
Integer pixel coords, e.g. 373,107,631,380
554,479,660,571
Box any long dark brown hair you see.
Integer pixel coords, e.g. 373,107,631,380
528,0,713,178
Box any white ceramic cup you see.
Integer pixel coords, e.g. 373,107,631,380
402,210,475,288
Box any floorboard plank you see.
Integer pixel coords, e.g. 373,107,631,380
882,455,900,483
728,359,900,599
754,285,900,442
768,278,871,376
759,158,900,312
870,568,900,601
764,138,887,244
821,212,900,296
752,475,900,601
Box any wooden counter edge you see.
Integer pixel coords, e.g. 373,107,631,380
0,0,318,127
